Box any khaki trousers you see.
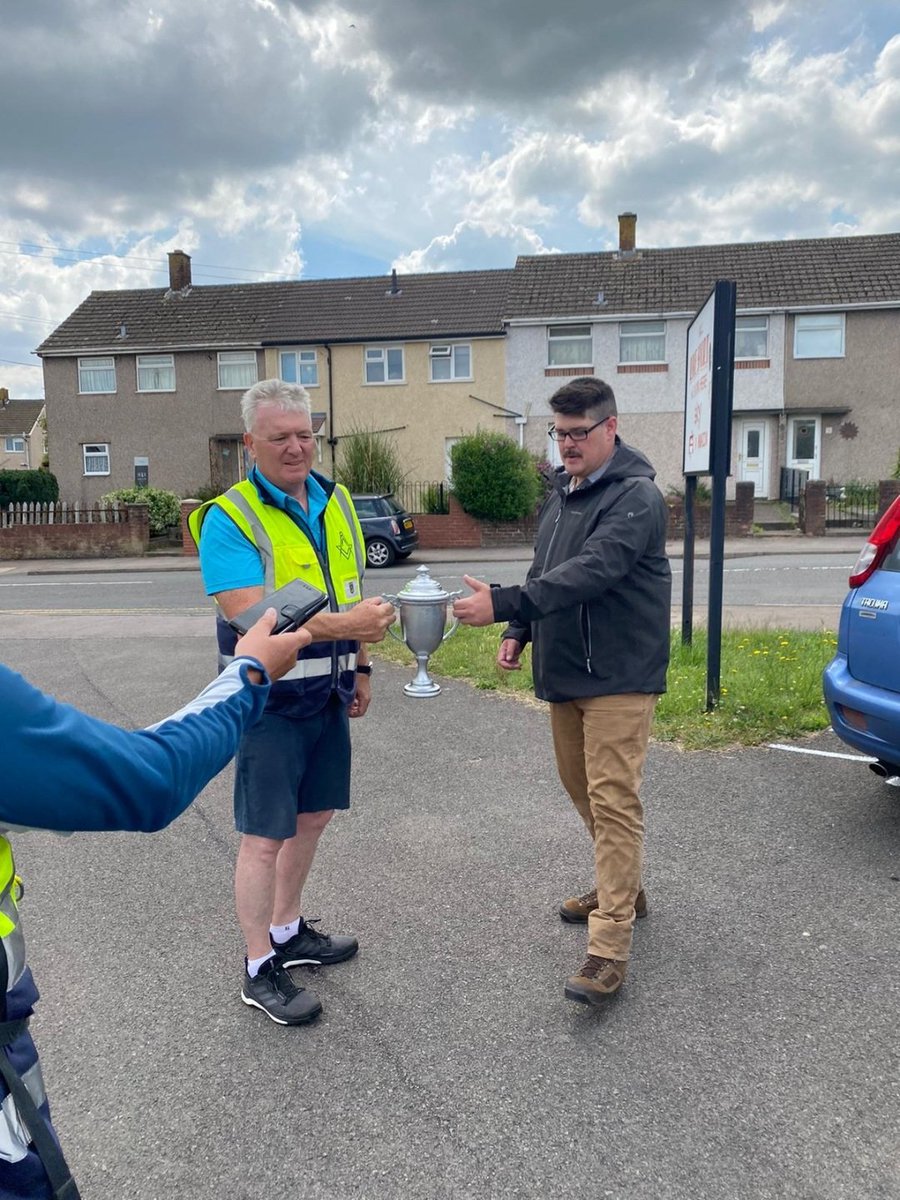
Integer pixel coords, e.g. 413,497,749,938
550,693,658,962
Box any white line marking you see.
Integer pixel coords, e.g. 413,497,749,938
766,743,875,762
0,580,146,588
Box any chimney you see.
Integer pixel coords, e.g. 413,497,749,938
168,248,192,291
386,268,401,297
618,212,637,253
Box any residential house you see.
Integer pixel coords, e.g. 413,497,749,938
505,215,900,497
36,253,515,503
0,397,46,472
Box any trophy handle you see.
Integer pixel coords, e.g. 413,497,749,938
386,622,405,644
441,616,459,643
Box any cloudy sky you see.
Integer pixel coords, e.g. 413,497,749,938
3,0,899,398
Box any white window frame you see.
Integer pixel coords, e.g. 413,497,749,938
364,345,405,385
83,442,110,476
547,325,592,368
4,436,25,453
734,316,769,360
78,356,116,394
217,350,259,390
278,349,319,388
793,313,845,359
429,343,472,383
618,320,666,364
136,353,176,393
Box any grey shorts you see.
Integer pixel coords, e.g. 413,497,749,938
233,697,351,840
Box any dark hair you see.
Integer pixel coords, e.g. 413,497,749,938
549,376,617,421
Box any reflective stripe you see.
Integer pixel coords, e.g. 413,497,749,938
0,1091,29,1163
219,652,356,680
223,488,276,589
2,927,25,991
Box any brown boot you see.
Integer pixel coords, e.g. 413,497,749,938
558,887,648,923
564,955,627,1005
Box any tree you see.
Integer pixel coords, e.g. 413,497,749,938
450,431,541,521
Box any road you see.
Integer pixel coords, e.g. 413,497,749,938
0,549,857,634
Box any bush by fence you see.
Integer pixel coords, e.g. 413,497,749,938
0,469,59,509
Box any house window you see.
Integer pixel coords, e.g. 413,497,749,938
136,354,175,392
217,351,258,389
279,350,319,388
619,320,666,363
735,316,768,359
4,436,25,453
430,344,471,382
83,443,110,476
547,325,592,367
78,356,116,394
365,346,404,384
794,313,845,359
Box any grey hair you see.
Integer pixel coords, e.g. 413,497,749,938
241,378,311,432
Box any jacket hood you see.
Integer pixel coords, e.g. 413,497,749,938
553,437,657,494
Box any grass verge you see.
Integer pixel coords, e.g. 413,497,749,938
372,626,839,751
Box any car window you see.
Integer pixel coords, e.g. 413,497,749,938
383,497,405,516
353,500,378,519
882,539,900,573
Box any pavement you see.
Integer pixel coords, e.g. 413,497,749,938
0,530,867,575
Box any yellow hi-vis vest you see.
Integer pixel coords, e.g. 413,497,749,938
189,475,366,715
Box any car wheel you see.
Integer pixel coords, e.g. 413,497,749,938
365,538,396,568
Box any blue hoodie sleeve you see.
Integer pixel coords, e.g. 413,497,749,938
1,659,270,833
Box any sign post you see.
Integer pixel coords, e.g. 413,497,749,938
682,280,736,710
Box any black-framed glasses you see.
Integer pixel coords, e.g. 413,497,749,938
548,417,610,443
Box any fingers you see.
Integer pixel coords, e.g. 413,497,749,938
235,609,313,682
462,574,488,591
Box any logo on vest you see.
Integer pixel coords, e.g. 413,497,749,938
337,531,353,560
345,579,359,600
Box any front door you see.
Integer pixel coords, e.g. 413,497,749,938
787,416,821,479
737,421,768,498
209,437,248,494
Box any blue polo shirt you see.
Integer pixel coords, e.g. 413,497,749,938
197,467,329,596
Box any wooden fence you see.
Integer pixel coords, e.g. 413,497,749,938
0,501,149,559
0,501,129,528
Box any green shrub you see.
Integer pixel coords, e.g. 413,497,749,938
450,432,542,521
335,425,407,494
0,469,59,509
101,486,180,535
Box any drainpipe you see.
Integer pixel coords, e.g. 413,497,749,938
326,343,336,476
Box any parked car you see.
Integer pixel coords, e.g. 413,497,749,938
351,493,418,568
823,496,900,784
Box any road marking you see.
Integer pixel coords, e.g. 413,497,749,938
766,743,875,762
2,607,210,616
0,579,147,587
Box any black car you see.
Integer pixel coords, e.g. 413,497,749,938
351,493,418,568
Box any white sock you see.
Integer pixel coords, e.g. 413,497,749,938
247,950,276,978
270,917,301,945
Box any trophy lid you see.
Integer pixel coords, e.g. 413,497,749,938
395,564,457,603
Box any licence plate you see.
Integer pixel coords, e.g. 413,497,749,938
403,518,414,530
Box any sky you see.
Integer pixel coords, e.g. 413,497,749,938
2,0,899,399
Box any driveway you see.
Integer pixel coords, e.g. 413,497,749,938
6,629,898,1200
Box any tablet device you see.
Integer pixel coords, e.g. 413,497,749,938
227,578,329,636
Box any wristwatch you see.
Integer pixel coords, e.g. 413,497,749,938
356,663,372,675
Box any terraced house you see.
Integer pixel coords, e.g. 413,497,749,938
36,254,514,503
506,215,900,497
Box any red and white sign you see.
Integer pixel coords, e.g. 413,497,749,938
683,288,716,475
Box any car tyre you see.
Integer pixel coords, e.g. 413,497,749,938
365,538,396,568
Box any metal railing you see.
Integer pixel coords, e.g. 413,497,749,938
779,467,808,513
393,480,450,515
825,482,878,529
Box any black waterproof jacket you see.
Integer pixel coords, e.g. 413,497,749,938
491,439,671,703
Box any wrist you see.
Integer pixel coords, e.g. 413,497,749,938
356,663,372,675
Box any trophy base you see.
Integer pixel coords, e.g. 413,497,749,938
403,678,442,698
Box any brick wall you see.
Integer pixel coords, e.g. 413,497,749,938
877,479,900,521
665,482,755,539
181,499,201,556
0,503,149,559
800,480,826,536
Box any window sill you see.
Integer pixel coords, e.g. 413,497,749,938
429,377,473,384
616,363,668,373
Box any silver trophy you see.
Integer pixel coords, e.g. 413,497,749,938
382,565,462,697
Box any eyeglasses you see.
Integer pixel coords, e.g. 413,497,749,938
548,417,610,443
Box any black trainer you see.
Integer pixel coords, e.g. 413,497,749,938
241,956,323,1025
271,917,359,967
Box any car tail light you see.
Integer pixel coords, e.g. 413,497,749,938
849,496,900,588
390,519,400,535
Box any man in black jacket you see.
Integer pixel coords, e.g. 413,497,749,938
454,377,671,1005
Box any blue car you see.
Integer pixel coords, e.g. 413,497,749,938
823,496,900,784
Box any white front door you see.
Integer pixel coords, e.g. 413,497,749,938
737,421,768,498
787,416,821,479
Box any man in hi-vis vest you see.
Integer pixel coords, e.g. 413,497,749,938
190,379,396,1026
3,613,312,1199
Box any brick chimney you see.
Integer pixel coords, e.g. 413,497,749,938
618,212,637,252
168,249,192,291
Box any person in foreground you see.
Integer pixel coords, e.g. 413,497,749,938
453,377,671,1006
190,378,396,1027
1,612,312,1200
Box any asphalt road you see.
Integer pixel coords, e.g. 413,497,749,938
4,601,899,1199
